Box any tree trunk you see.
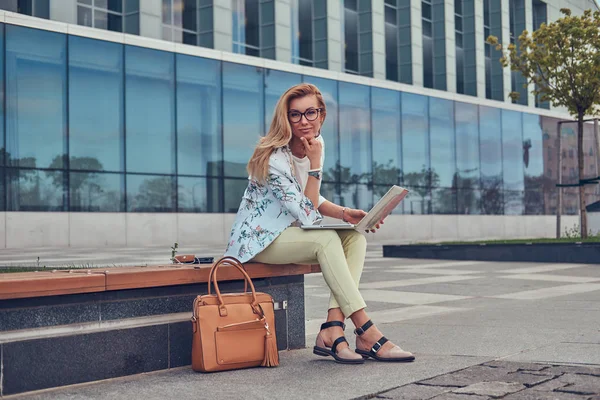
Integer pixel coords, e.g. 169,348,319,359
577,112,588,238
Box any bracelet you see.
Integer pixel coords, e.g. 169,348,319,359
341,207,348,223
308,168,322,172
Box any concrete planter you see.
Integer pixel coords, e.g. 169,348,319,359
383,242,600,264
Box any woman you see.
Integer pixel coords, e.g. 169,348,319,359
225,83,414,364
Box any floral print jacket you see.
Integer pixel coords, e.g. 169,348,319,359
224,145,323,263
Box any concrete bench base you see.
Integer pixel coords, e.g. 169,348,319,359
0,264,317,396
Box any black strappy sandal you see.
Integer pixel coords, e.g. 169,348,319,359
354,320,415,362
313,321,365,364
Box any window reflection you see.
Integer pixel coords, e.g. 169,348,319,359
6,26,67,170
224,178,250,213
127,174,175,212
125,46,175,175
403,186,431,215
0,23,4,169
302,76,339,182
223,62,263,178
340,184,373,211
70,171,124,212
401,93,429,195
7,168,67,211
176,54,222,177
178,177,222,213
264,69,301,133
429,98,455,188
371,88,401,186
502,110,524,192
69,36,123,173
339,83,371,183
457,188,480,214
479,106,502,195
523,114,545,214
455,102,479,189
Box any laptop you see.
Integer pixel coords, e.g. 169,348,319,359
301,185,409,231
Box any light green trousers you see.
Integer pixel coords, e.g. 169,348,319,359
252,227,367,318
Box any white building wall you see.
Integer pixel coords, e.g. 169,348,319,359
410,0,423,86
326,0,343,72
444,0,456,93
371,0,386,80
275,0,292,63
213,0,233,52
0,212,581,249
138,0,162,40
474,0,485,98
49,0,76,24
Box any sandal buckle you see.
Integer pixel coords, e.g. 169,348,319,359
372,341,382,353
354,327,364,336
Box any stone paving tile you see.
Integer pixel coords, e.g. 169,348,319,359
503,391,592,399
419,365,555,388
376,384,451,399
429,394,489,400
554,373,600,395
483,361,552,372
452,381,525,397
542,365,600,377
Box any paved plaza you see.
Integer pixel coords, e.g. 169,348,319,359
3,246,600,399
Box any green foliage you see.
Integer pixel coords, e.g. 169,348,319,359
487,8,600,117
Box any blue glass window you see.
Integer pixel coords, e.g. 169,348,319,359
371,88,401,186
401,93,430,214
478,106,503,214
127,174,175,212
69,36,124,172
302,76,339,186
430,98,456,213
224,178,249,213
523,114,544,214
125,46,175,174
502,110,524,214
455,102,479,189
222,62,263,178
264,69,301,132
70,171,124,212
0,24,4,211
178,176,222,213
6,25,67,170
7,169,67,211
339,83,371,184
340,184,373,211
176,55,222,177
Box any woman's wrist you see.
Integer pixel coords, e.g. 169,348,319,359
341,207,348,222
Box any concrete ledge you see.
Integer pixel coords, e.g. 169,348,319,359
0,263,316,396
383,243,600,264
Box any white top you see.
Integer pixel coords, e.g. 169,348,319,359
291,136,327,207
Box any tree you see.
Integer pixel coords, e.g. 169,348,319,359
487,8,600,237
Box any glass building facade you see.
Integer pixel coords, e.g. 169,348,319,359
0,22,599,216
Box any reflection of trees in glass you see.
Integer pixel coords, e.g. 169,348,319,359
47,156,112,211
404,166,438,214
324,161,368,208
133,176,175,212
480,177,504,215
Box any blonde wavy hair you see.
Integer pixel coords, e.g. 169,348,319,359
247,83,327,182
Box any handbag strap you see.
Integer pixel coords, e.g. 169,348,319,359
208,257,248,293
208,256,260,313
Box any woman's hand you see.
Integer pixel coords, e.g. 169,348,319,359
300,137,323,169
344,208,385,233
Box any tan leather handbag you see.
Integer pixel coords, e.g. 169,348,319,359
191,256,279,372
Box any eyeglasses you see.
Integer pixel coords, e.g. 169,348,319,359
288,108,322,123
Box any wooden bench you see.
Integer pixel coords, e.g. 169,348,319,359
0,262,321,300
0,261,321,396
